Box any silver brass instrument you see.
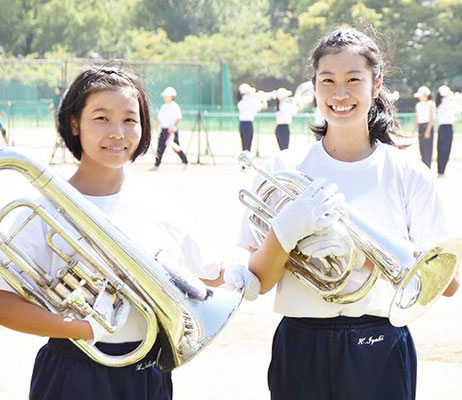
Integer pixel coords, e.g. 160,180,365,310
255,89,277,102
238,151,461,326
0,147,242,370
292,81,315,109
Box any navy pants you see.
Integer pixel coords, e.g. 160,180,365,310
418,123,434,168
30,339,172,400
275,124,290,150
239,121,254,151
155,128,188,166
268,316,417,400
437,124,453,174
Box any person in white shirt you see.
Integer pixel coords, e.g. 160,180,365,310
412,85,436,168
225,27,459,400
237,83,267,153
0,68,224,400
274,87,303,150
152,86,188,169
435,85,462,177
0,111,7,145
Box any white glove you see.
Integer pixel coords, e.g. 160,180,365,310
84,291,130,345
168,125,178,132
271,177,344,253
297,228,366,269
224,264,260,301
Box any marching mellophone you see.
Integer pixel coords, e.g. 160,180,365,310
0,147,242,370
238,151,461,327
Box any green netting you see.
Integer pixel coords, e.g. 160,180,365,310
0,59,235,122
0,60,64,102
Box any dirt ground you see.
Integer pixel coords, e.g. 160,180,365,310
1,128,462,399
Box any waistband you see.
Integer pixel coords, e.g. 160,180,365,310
285,315,390,328
47,338,161,366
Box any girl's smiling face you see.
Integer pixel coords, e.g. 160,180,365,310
72,88,142,171
315,48,382,132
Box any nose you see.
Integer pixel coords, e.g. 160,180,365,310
332,84,349,100
110,122,125,139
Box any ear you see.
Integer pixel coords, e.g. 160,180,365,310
373,74,383,99
71,118,79,136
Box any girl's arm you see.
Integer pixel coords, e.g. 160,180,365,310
0,290,93,339
248,229,290,293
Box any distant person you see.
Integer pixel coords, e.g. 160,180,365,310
412,86,435,168
435,85,462,177
152,86,188,169
237,83,267,153
274,88,303,150
0,111,8,145
49,86,68,164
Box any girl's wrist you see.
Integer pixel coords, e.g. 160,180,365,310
62,317,93,339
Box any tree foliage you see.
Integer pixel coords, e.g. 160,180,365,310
1,0,461,94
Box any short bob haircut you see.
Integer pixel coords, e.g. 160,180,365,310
57,66,151,161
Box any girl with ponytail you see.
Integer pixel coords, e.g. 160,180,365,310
229,26,459,400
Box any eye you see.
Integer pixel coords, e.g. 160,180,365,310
348,77,361,83
125,117,138,123
321,78,334,84
94,115,108,121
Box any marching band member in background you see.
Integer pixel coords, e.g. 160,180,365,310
225,27,459,400
0,111,7,145
152,86,188,170
0,67,222,400
237,83,267,154
274,87,303,150
412,85,435,168
435,85,462,178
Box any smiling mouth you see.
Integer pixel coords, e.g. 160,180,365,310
329,104,356,112
102,146,128,151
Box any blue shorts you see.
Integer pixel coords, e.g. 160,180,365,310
30,339,172,400
268,315,417,400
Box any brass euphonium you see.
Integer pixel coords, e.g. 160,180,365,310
0,147,242,370
238,151,462,327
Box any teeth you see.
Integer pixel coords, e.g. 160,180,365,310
105,146,125,151
331,105,354,112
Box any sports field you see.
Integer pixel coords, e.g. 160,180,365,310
1,126,461,399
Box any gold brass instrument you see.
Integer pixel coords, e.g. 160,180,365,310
238,151,462,326
0,147,242,370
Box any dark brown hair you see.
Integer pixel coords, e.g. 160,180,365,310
57,66,151,161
